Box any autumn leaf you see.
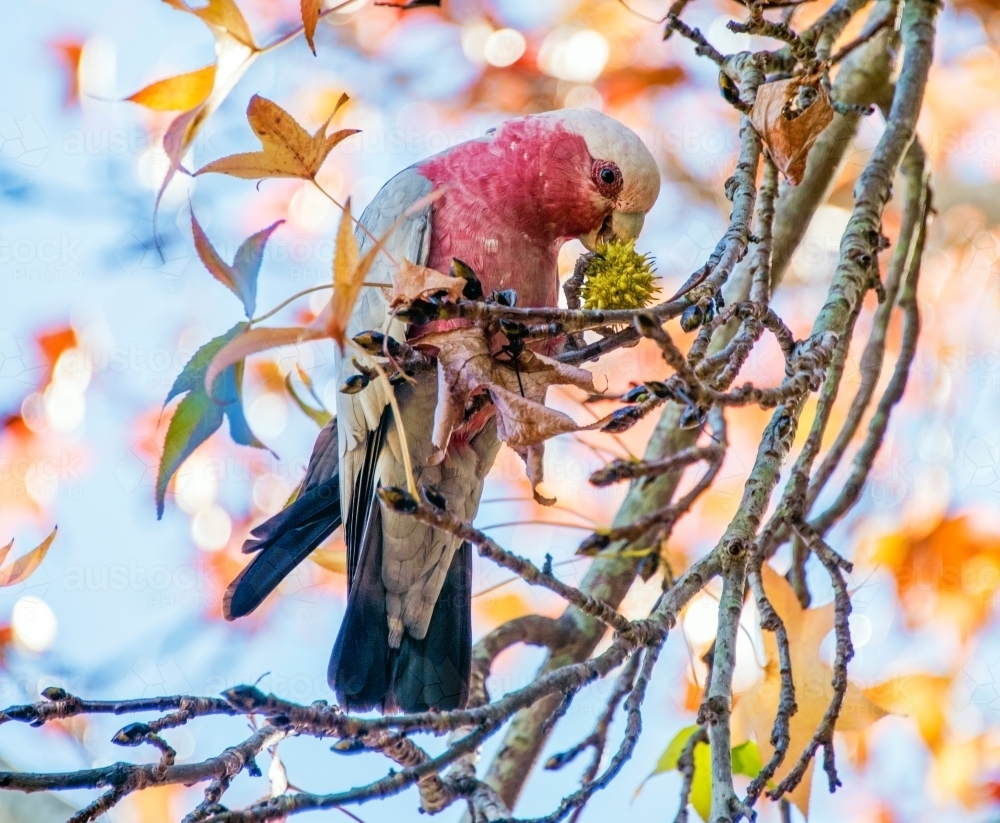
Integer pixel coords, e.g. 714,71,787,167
731,564,888,817
415,326,596,503
203,326,325,403
870,516,1000,639
866,673,953,753
127,65,217,111
301,0,322,55
388,260,467,308
162,0,256,48
152,0,261,216
50,38,83,107
642,726,761,821
158,324,265,517
191,211,283,318
285,366,332,428
750,77,833,185
0,528,57,587
195,94,356,181
310,548,347,575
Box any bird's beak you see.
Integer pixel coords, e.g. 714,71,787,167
579,210,646,251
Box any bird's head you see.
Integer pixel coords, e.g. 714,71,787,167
459,109,657,254
539,108,661,251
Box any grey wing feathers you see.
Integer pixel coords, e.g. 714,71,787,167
336,166,434,578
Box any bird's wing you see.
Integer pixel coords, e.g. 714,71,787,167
336,166,433,580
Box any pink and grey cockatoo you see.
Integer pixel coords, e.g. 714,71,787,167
223,109,660,713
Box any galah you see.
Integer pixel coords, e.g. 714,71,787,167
223,109,660,713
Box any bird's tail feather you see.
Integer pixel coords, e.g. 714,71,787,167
223,475,341,620
330,530,472,714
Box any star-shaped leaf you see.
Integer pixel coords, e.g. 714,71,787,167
191,210,283,318
195,94,356,181
731,564,888,818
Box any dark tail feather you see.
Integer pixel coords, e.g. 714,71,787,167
392,541,472,713
330,530,472,714
329,502,392,711
223,475,341,620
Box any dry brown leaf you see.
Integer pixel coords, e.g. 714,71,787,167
388,261,466,308
162,0,256,48
195,94,357,181
127,64,217,111
750,78,834,185
731,564,887,818
417,327,595,503
0,528,57,587
301,0,322,55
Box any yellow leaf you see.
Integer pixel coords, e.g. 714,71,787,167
195,94,358,181
301,0,322,55
310,548,346,575
126,64,216,111
326,198,363,349
162,0,256,48
866,674,952,752
730,564,888,818
154,0,260,215
0,528,57,587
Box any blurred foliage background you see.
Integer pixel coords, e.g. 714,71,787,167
3,0,1000,820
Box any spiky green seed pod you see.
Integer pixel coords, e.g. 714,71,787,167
580,240,658,311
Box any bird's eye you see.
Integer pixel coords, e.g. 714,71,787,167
592,161,622,196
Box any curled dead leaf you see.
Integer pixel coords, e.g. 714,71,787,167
750,77,833,185
388,261,466,308
126,64,217,111
417,327,595,503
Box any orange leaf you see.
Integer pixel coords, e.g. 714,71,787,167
731,564,888,818
127,64,217,111
162,0,256,48
750,77,833,185
195,94,358,181
50,38,84,107
0,528,57,587
301,0,322,55
326,198,363,349
204,327,323,399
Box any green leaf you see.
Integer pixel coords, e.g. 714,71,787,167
731,740,763,778
156,389,226,518
285,370,331,428
646,730,760,822
654,725,700,774
690,741,712,821
157,324,265,517
191,211,283,318
166,323,247,405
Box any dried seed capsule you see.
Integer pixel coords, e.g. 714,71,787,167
377,486,418,514
577,533,611,556
420,485,447,510
112,722,151,746
451,258,484,300
633,312,661,338
680,304,704,332
223,684,267,711
341,374,369,394
621,385,650,404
